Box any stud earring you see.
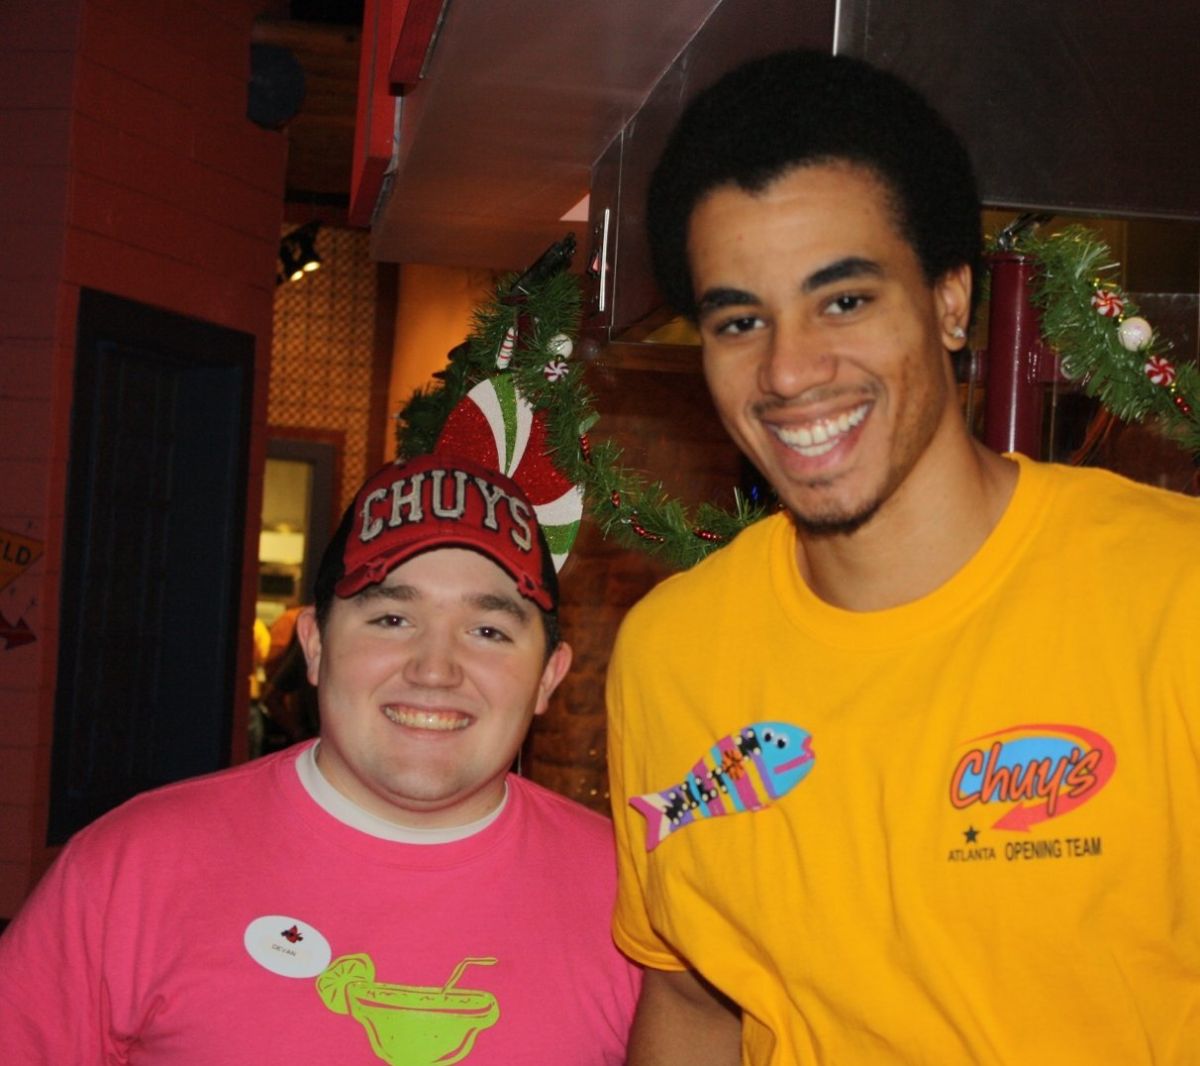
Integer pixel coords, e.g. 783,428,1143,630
950,326,966,341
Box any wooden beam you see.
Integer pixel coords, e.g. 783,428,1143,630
348,0,394,226
387,0,447,90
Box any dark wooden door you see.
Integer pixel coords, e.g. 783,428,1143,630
48,290,254,844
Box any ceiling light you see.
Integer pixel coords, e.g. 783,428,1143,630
277,222,322,284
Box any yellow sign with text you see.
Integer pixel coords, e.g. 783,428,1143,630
0,528,44,593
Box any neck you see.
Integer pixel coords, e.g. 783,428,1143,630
797,432,1018,612
304,741,509,841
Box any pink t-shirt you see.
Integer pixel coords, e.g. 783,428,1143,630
0,743,639,1064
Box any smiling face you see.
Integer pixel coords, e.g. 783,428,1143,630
297,547,571,828
689,162,971,537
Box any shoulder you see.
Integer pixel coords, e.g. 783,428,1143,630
506,778,620,908
1028,459,1200,542
63,747,298,862
1016,460,1200,611
508,776,616,851
1031,456,1196,507
619,512,789,633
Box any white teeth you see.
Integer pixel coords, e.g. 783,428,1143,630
773,402,869,457
383,706,470,731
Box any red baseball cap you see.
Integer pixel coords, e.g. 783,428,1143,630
332,453,557,610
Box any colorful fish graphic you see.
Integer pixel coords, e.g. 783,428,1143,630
630,722,815,851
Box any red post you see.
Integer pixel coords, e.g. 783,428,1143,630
982,253,1053,457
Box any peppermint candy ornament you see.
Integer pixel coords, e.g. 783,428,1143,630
543,359,570,382
1144,355,1176,387
435,375,583,570
1090,288,1125,318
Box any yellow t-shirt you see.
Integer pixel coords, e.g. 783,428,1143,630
607,456,1200,1064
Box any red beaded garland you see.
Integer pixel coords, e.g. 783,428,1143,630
610,490,621,508
693,528,726,543
579,434,592,462
630,516,665,543
1173,392,1193,416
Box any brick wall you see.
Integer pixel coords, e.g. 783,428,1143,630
533,357,747,813
0,0,287,915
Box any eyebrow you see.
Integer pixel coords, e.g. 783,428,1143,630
696,287,759,316
355,583,418,605
471,593,530,625
695,256,884,316
801,256,883,293
355,582,530,624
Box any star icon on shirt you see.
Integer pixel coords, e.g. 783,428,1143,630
964,826,979,844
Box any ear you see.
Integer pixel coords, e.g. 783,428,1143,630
934,263,972,351
295,606,324,687
533,641,573,717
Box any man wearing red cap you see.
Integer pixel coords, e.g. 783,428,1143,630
0,453,639,1064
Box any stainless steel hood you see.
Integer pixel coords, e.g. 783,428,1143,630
842,0,1200,222
367,0,725,270
366,0,1199,272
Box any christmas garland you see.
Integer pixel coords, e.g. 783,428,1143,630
395,263,764,570
396,227,1197,572
994,224,1200,457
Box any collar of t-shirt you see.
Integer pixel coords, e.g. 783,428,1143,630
295,740,507,844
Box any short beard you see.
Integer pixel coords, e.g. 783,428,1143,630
790,497,883,538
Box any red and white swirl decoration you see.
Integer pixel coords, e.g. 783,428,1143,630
1144,355,1176,387
1090,289,1125,318
435,375,583,570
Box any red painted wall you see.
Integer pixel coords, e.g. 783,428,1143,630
0,0,287,915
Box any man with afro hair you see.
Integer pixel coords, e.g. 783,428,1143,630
606,48,1200,1065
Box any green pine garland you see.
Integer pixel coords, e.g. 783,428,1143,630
397,225,1197,573
394,270,765,570
995,225,1200,456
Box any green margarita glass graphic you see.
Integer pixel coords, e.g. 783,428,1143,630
316,953,499,1065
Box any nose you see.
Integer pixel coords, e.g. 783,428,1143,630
758,316,836,399
402,628,462,688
